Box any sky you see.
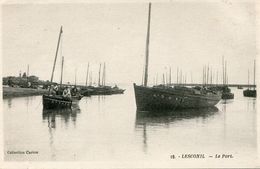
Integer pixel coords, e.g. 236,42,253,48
2,1,256,85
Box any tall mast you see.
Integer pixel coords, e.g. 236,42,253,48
207,64,209,86
86,62,89,86
50,26,63,84
103,62,106,86
254,60,256,90
144,3,151,87
163,74,165,85
222,55,224,85
74,68,77,86
90,71,92,86
248,69,250,89
60,56,64,87
169,67,171,85
142,65,145,85
225,60,227,85
202,66,204,85
177,67,179,84
98,63,101,86
165,70,169,85
180,70,182,84
27,64,30,84
210,67,212,84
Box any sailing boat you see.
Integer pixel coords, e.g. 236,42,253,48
133,3,221,111
221,59,234,100
243,60,257,97
42,26,82,109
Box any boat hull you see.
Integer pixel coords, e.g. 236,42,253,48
133,84,221,111
222,92,234,100
243,89,256,97
42,95,72,109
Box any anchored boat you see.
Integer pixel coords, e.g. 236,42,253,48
42,26,82,109
133,3,221,111
243,60,257,97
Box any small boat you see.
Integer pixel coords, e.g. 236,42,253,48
133,4,221,111
82,62,125,96
42,26,82,109
237,86,243,89
243,89,256,97
133,3,221,111
222,92,234,99
243,60,257,98
43,95,72,109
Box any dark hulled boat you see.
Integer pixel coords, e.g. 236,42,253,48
134,84,221,111
42,26,82,109
82,62,125,96
243,89,256,97
133,4,221,111
43,95,72,109
243,60,257,98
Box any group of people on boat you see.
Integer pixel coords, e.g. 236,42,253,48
50,85,79,98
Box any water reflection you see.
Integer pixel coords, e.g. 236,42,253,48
135,106,219,126
135,107,219,153
42,108,81,160
42,108,81,129
7,98,12,108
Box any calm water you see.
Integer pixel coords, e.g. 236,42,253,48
3,85,257,166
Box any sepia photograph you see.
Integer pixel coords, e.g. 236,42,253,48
1,0,259,168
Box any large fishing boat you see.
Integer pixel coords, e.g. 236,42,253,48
133,3,221,111
42,26,82,109
243,60,256,97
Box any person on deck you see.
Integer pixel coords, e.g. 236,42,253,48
63,86,71,98
50,85,56,95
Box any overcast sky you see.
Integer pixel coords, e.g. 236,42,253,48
2,1,256,85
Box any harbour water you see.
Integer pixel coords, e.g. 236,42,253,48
3,85,257,166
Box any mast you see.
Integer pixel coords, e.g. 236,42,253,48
210,67,212,85
225,60,227,85
142,65,145,85
144,3,151,87
86,62,89,86
74,68,77,86
98,63,101,86
60,56,64,87
50,26,63,85
222,55,225,85
90,71,92,86
27,64,30,84
177,67,179,84
169,67,171,85
166,70,168,85
202,66,204,85
254,60,256,90
103,62,106,86
163,74,165,85
248,69,250,89
207,64,209,86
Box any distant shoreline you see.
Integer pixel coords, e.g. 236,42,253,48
3,86,48,98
